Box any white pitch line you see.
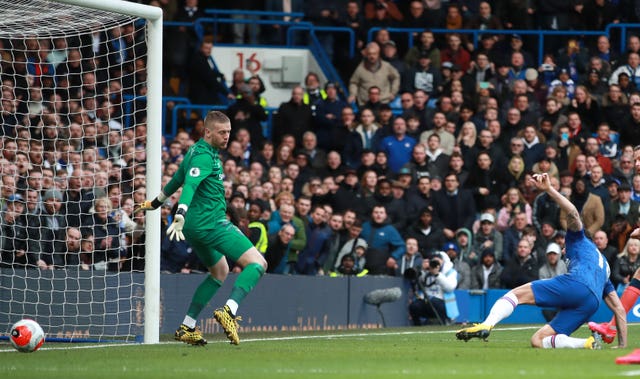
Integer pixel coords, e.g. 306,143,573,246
1,324,636,352
240,325,541,343
0,326,536,352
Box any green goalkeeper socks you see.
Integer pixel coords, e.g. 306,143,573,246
187,264,264,318
229,263,265,305
187,275,222,319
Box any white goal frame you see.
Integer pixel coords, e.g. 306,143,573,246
51,0,163,344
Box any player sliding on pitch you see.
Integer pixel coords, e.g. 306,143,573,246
138,111,267,345
456,173,627,349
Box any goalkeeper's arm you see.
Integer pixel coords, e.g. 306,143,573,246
137,191,169,211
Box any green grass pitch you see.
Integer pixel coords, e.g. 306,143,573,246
2,325,639,379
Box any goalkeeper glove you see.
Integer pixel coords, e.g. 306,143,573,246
167,206,187,241
135,192,168,212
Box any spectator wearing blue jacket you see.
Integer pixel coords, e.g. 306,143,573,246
161,229,199,273
378,117,417,174
296,205,332,275
360,205,406,275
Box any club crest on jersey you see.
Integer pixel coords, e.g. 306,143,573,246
189,167,201,177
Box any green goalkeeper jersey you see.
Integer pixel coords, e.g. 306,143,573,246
162,138,226,230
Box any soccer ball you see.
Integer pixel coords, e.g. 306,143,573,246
9,319,45,353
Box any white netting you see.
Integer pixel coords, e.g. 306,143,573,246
0,0,149,341
0,0,137,37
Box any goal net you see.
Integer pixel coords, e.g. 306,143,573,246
0,0,162,343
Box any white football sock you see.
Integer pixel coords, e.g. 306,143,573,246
542,334,587,349
225,299,239,316
182,315,197,329
484,291,518,326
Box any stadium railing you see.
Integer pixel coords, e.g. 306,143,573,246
170,104,278,139
203,9,305,17
605,23,640,53
286,24,356,59
162,20,194,28
177,10,637,61
287,25,350,95
122,95,191,135
203,8,305,43
193,17,305,44
192,17,349,92
161,15,636,139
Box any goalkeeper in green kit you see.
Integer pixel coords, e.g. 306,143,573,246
138,111,267,345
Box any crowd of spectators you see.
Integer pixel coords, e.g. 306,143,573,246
159,0,640,94
161,0,640,290
0,17,148,271
4,1,640,294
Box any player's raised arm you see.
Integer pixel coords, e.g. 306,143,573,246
528,173,583,232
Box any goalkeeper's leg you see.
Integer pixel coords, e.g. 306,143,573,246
175,275,223,345
215,247,267,344
230,248,267,305
176,251,230,346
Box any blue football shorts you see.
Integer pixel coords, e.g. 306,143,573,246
531,275,600,335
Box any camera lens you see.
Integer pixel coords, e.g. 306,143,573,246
403,267,418,280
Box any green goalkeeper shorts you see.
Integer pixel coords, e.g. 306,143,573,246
184,219,255,267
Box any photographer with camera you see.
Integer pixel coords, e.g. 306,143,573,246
407,251,459,325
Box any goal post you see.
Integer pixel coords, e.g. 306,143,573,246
60,0,165,347
0,0,162,344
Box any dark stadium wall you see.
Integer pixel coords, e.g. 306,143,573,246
162,274,412,334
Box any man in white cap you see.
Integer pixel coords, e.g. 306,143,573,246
539,242,567,279
537,241,569,322
472,212,503,263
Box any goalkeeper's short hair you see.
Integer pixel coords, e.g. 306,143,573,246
204,110,230,127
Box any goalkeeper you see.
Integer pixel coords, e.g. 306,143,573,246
139,111,267,345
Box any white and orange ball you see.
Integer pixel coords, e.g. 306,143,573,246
9,319,45,353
